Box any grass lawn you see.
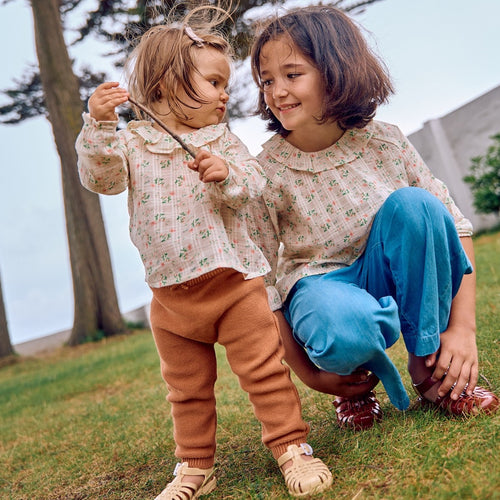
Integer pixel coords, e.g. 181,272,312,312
1,230,499,499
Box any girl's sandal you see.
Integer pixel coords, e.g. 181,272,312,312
413,377,499,416
277,444,333,497
154,462,216,500
333,391,383,430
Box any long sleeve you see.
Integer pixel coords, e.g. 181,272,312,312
208,129,267,210
399,131,473,236
256,120,474,303
75,116,271,287
75,113,129,195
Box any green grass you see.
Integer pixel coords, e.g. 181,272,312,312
1,231,499,499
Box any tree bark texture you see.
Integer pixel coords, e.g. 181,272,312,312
0,273,14,358
31,0,128,345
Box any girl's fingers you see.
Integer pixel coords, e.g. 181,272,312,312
467,364,479,395
438,355,477,399
425,352,437,368
453,360,478,398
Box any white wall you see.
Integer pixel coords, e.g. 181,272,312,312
409,85,500,232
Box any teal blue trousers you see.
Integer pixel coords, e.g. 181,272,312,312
284,188,473,409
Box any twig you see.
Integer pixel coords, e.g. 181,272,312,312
127,97,197,159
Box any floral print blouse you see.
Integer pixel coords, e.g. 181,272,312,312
76,113,270,287
254,120,473,309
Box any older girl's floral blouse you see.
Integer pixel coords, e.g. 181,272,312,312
255,120,473,308
76,113,270,287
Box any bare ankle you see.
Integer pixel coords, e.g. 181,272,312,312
181,474,204,487
408,353,433,385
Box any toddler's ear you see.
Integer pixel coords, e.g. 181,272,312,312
157,79,168,100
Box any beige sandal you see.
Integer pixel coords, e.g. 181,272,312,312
278,444,333,497
154,462,216,500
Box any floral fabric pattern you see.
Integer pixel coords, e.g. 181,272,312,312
254,120,473,306
76,113,270,287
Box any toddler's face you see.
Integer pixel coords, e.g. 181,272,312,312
174,47,230,132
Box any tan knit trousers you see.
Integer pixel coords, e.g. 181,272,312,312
150,268,309,469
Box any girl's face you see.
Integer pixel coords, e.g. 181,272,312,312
161,47,230,133
259,38,341,151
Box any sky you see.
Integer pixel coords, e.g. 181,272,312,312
1,0,499,345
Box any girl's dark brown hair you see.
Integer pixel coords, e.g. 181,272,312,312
250,5,394,135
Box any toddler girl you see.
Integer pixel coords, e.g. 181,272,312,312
249,5,498,431
76,5,332,499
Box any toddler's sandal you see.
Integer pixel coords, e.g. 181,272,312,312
413,376,499,416
277,443,333,497
154,462,216,500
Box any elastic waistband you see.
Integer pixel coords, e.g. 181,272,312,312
175,268,231,289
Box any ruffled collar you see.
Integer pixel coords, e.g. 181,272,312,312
127,121,227,153
260,124,374,172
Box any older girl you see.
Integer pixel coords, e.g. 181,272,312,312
250,5,498,431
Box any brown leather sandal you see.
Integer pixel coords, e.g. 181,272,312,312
333,391,383,430
413,377,499,416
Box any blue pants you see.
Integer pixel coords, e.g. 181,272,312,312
284,188,473,409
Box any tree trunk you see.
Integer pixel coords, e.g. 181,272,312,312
0,272,14,358
31,0,128,345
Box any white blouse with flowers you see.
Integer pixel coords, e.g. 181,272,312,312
76,113,270,288
254,120,473,309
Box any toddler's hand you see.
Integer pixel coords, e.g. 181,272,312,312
88,82,129,122
187,149,229,183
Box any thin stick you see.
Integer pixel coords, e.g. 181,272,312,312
128,97,197,159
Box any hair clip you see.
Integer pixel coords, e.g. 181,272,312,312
184,26,205,47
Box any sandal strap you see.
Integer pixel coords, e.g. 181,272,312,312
155,463,216,500
278,444,332,497
413,376,499,416
174,462,214,478
277,443,312,468
332,391,382,431
436,386,499,416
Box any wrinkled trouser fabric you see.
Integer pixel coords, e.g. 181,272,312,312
150,268,309,469
284,187,473,410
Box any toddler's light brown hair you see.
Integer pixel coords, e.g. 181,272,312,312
126,2,233,121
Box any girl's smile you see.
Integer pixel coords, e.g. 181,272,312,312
277,103,300,113
259,38,344,151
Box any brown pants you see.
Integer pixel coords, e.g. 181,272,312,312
150,268,309,469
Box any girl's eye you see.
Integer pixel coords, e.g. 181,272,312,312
261,79,272,89
287,73,300,80
210,80,218,87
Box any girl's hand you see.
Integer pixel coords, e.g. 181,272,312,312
425,324,479,400
274,310,379,396
425,236,478,401
187,149,229,183
88,82,129,122
313,369,379,398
